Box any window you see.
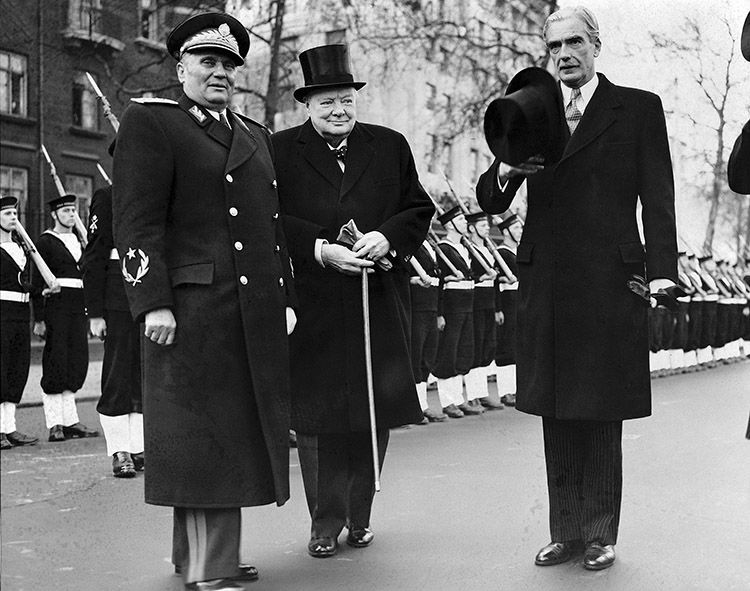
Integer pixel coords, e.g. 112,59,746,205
470,148,479,182
65,174,93,225
426,83,437,110
0,166,28,221
0,51,28,117
69,0,103,33
326,29,347,45
72,72,99,130
139,0,163,41
441,140,452,178
427,133,439,173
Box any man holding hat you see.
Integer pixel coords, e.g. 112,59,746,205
728,11,750,194
477,5,678,570
32,194,99,443
1,196,56,449
113,11,296,591
271,43,433,558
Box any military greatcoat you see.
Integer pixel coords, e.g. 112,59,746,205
477,74,678,422
271,120,434,434
113,95,295,508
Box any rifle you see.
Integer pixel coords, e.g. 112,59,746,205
85,72,120,132
40,145,88,247
96,163,112,186
426,230,464,280
13,220,59,289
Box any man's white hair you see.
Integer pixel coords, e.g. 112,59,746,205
543,5,600,42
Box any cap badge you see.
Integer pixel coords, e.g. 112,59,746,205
218,23,231,38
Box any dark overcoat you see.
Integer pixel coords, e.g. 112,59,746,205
477,74,678,421
113,95,295,508
271,120,434,433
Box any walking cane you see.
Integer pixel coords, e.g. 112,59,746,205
361,267,381,492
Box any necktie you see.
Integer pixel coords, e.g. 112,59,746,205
333,145,347,162
220,112,231,130
565,87,582,134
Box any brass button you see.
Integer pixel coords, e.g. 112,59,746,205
226,174,233,183
272,179,277,188
275,245,280,252
272,212,279,219
229,207,238,216
239,275,248,285
278,277,284,287
234,241,243,251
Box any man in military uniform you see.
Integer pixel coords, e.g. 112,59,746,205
81,183,143,477
1,196,54,449
32,194,99,442
112,12,296,591
272,44,433,558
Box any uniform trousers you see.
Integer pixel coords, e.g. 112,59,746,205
542,418,623,546
296,430,389,538
172,507,240,584
410,309,438,384
1,318,30,404
96,310,142,416
41,308,88,394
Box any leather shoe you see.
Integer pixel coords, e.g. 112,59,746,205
500,393,516,406
132,452,145,471
63,422,100,438
423,408,447,422
458,402,483,415
184,580,244,591
583,542,616,570
307,536,338,558
442,404,464,418
6,431,39,446
176,564,258,581
479,396,504,410
0,433,11,450
48,425,65,442
112,451,136,478
534,541,579,566
346,526,374,548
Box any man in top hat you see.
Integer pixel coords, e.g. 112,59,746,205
112,11,296,591
477,5,678,570
728,11,750,194
32,194,99,443
271,43,433,558
1,196,57,449
81,181,144,478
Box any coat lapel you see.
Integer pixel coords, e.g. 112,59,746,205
340,123,375,198
558,74,621,164
225,111,258,173
298,120,343,190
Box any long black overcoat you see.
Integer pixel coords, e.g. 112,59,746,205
477,74,678,422
272,120,434,433
113,95,295,508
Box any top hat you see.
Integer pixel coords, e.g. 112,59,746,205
294,44,366,102
48,194,76,212
0,195,18,210
742,11,750,62
484,67,566,166
437,205,464,226
167,12,249,66
465,211,490,225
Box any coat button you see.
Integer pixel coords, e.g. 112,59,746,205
229,207,238,216
234,241,243,251
278,277,284,287
273,212,279,219
239,275,248,285
226,174,233,183
275,245,280,252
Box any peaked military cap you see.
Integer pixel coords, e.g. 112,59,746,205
167,12,249,66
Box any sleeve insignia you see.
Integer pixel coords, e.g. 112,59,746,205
189,105,207,123
121,248,150,286
89,214,98,233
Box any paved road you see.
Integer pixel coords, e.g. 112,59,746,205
2,362,749,591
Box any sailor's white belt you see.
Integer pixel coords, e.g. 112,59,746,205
677,296,690,303
0,290,29,303
443,280,474,290
703,294,719,302
58,278,84,289
499,283,519,292
428,277,439,287
475,279,495,288
110,248,119,260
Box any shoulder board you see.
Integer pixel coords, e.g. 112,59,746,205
234,112,270,134
130,97,179,105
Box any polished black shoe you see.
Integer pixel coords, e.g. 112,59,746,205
500,393,516,406
176,564,258,581
534,541,578,566
307,536,338,558
479,396,504,410
423,408,447,422
48,425,66,442
6,430,39,446
583,542,616,570
184,580,244,591
443,404,464,418
458,402,483,415
63,422,100,438
132,452,145,472
0,433,12,450
112,452,136,478
346,527,374,548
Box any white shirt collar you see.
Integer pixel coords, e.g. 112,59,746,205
206,108,228,121
560,73,599,115
327,138,348,151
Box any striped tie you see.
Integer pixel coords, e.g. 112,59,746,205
565,87,582,134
